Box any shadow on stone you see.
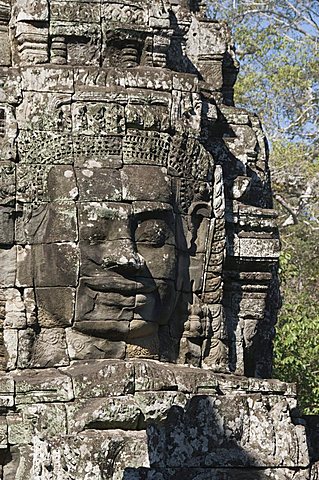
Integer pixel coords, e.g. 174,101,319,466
121,394,271,479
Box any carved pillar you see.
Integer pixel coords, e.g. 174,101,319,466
50,36,66,64
0,1,10,66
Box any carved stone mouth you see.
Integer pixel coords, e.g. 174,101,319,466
74,320,129,341
84,276,156,295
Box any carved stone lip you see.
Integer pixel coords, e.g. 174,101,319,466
74,320,129,341
83,276,156,295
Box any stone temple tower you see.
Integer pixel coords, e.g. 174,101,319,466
0,0,316,478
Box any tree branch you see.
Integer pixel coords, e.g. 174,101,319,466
274,193,299,224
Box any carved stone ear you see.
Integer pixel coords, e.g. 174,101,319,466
187,201,212,255
188,201,212,219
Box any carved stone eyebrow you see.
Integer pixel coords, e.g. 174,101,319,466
132,202,174,220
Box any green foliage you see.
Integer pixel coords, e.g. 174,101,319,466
209,0,319,144
275,224,319,414
208,0,319,413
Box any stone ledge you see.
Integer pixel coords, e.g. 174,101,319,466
0,360,297,405
0,360,309,476
60,359,297,397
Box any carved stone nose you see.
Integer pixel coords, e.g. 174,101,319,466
117,250,145,270
102,240,145,272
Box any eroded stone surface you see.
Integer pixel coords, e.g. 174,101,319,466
0,361,313,478
0,0,316,478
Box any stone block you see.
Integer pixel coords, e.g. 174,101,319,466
0,247,16,287
136,244,176,281
50,20,99,38
62,359,135,398
66,396,142,433
0,374,14,408
172,72,198,92
73,135,123,168
16,91,72,132
74,66,173,92
72,101,125,135
3,288,26,329
219,105,250,125
24,289,37,327
3,329,18,370
126,102,170,132
0,69,21,105
0,161,16,206
188,253,205,292
8,403,67,445
25,430,149,480
101,2,148,25
237,236,280,258
36,287,75,328
15,163,78,205
121,166,172,202
67,34,101,66
2,445,33,480
78,238,144,277
134,391,188,426
21,66,74,93
16,202,77,244
16,243,80,287
66,329,126,360
74,278,134,334
238,294,267,320
16,329,35,369
16,164,50,203
200,59,224,90
30,328,70,368
247,377,296,396
12,21,48,65
45,165,78,201
78,202,131,243
0,28,11,67
135,214,176,248
177,215,211,254
14,368,74,404
146,394,309,468
17,131,73,165
0,415,7,449
76,168,122,201
133,360,178,392
0,206,14,244
50,1,100,23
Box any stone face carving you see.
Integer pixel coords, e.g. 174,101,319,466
0,0,278,375
0,0,279,376
0,1,316,479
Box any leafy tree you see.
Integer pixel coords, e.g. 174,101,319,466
207,0,319,412
276,224,319,414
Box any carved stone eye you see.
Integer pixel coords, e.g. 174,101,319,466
88,232,106,245
135,219,171,247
